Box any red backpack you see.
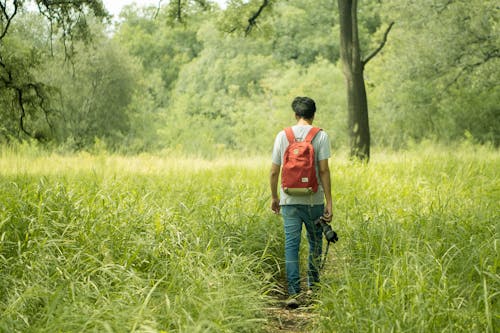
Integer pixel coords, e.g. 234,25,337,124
281,127,322,195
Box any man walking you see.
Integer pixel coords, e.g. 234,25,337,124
270,96,332,308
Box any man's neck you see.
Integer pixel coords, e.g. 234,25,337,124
296,118,313,126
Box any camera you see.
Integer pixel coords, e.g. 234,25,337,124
315,217,338,243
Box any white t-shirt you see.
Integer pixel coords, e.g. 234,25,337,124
272,125,331,206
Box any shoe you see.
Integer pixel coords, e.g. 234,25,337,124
285,297,300,309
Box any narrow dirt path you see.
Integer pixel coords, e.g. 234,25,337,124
263,240,340,332
265,304,317,333
263,282,318,333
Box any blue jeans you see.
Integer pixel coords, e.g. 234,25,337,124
281,204,324,296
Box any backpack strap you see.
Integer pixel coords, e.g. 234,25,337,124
284,126,322,143
284,127,296,144
305,127,322,143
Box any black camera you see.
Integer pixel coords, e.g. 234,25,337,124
315,217,338,243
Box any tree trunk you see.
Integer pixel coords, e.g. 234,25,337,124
337,0,370,161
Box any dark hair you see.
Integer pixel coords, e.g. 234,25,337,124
292,96,316,119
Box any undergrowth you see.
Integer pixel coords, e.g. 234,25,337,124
0,146,498,332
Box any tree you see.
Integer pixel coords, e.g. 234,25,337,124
337,0,393,160
0,0,108,141
44,36,141,150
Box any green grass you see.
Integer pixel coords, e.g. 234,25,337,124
318,147,499,332
0,146,498,332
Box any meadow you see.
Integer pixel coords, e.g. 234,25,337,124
0,145,498,332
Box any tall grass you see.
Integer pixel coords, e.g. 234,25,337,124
0,152,278,332
0,145,498,332
317,146,499,332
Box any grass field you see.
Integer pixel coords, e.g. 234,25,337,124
0,146,498,332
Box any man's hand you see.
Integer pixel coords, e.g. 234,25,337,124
318,159,333,223
270,163,281,214
271,198,280,214
322,204,332,223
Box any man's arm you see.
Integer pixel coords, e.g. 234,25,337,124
318,159,332,221
270,163,281,214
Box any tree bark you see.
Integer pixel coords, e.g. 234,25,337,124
337,0,370,161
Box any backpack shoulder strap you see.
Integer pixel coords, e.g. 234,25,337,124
284,127,295,144
305,127,322,143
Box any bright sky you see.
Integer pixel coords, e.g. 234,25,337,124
103,0,227,19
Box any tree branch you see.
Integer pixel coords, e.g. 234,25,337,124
15,88,31,136
176,0,182,22
362,21,394,67
435,0,455,14
245,0,269,36
0,55,13,83
193,0,211,10
443,48,500,91
0,0,19,40
152,0,163,19
0,0,107,141
1,55,53,139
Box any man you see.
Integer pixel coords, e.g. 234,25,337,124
270,96,332,308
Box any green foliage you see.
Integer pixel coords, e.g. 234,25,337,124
1,0,498,153
265,0,339,65
40,33,142,150
0,0,109,142
160,23,347,155
0,13,53,140
115,4,203,92
369,0,500,147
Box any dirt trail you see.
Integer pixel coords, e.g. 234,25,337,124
265,304,317,332
264,285,318,333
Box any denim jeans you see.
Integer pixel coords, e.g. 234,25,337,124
281,204,324,296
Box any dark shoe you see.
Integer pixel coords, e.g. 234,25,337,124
285,297,300,309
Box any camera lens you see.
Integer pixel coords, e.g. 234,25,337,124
315,218,338,243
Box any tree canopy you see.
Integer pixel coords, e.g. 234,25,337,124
0,0,497,154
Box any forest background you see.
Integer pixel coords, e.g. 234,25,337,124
0,0,498,157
